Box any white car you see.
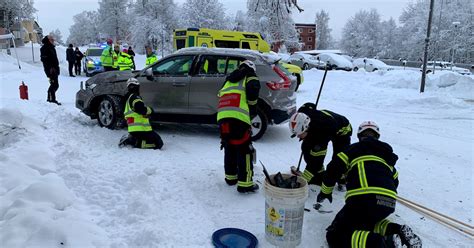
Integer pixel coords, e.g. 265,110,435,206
287,53,326,70
315,53,353,71
353,58,392,72
421,61,471,75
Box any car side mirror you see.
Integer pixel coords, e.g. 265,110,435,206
146,68,153,80
363,59,367,63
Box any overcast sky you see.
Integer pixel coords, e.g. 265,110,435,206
35,0,413,41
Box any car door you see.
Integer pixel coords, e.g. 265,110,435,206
291,54,303,68
189,55,245,115
138,55,195,114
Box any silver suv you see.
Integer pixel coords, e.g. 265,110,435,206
76,48,297,140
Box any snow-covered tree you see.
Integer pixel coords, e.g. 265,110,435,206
181,0,230,30
0,0,36,20
246,0,300,51
315,10,332,50
398,0,473,63
233,10,247,31
341,9,383,57
50,29,64,45
67,11,100,46
377,18,401,59
129,0,179,54
97,0,129,41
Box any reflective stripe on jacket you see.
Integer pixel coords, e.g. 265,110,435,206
217,76,258,125
124,94,153,132
118,52,133,71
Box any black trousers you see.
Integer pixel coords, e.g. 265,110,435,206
74,62,81,75
103,66,117,72
302,134,351,184
47,74,59,102
326,195,396,248
130,131,163,149
68,61,74,76
220,119,253,188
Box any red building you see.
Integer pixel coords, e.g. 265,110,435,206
295,23,316,51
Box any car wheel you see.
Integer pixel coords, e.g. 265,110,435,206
353,67,359,72
426,70,432,74
372,68,378,72
251,107,268,141
303,63,309,70
97,95,124,129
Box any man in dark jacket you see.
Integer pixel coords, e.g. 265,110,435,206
289,103,352,186
74,47,84,76
217,60,261,193
317,121,422,248
127,46,136,70
66,44,75,77
40,35,61,105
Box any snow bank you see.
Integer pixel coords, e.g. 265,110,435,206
0,107,109,247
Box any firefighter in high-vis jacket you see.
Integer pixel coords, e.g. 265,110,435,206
289,103,352,186
217,60,260,194
145,46,158,66
119,78,163,149
317,121,422,248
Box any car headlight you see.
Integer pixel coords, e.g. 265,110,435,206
86,83,97,90
87,60,94,65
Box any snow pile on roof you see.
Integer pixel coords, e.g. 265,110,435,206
0,107,109,247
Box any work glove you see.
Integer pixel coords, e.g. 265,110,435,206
317,191,333,203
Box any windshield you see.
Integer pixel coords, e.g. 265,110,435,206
87,49,103,56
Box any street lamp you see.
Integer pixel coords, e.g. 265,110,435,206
451,21,461,69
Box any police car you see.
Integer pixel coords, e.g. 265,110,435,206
83,47,104,77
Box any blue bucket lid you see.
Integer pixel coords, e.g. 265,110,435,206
212,228,258,248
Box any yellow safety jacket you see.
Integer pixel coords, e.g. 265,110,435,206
217,76,258,125
100,46,114,67
146,53,158,66
118,52,133,71
124,94,153,132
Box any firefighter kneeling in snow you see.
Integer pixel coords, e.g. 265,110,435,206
317,121,422,248
290,103,352,186
217,60,260,193
119,78,163,149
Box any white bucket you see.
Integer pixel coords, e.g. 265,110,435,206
264,174,309,247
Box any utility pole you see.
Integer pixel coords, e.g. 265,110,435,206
420,0,435,93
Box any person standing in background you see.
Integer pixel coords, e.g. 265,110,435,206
74,47,84,76
40,35,61,105
127,46,136,70
66,44,75,77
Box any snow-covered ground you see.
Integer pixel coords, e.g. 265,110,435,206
0,46,473,247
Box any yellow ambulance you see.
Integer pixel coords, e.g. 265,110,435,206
173,28,271,52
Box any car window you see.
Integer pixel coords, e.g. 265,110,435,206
87,49,103,56
226,57,246,74
152,55,194,76
197,55,227,75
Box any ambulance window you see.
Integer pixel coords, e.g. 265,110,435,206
242,42,250,49
215,40,239,49
176,39,185,50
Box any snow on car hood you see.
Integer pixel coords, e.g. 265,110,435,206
86,70,135,85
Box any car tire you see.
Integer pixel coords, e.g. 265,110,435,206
251,107,268,141
372,68,378,72
97,95,124,129
353,67,359,72
426,70,432,74
303,63,309,70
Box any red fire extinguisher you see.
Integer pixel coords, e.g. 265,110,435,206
19,81,29,100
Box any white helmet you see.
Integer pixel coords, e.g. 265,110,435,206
289,112,311,138
241,60,256,72
127,78,140,87
357,121,380,138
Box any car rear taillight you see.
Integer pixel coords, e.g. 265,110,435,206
266,65,291,90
